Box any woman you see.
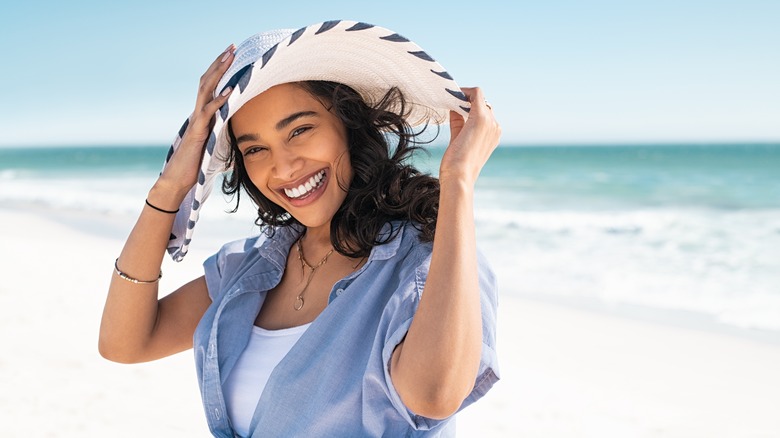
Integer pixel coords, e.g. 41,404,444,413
99,20,500,437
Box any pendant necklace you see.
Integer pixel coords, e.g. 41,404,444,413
294,237,334,311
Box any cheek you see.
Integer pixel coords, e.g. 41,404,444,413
244,162,273,196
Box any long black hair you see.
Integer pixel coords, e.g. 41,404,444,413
221,81,440,258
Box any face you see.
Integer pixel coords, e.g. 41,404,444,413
230,83,351,230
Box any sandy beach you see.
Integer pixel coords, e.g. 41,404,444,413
2,207,779,437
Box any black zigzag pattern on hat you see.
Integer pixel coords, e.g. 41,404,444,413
221,64,253,94
237,64,253,91
316,20,341,34
408,51,435,62
206,132,217,154
177,118,189,139
262,43,279,68
289,27,306,45
431,70,453,80
446,88,469,102
381,33,409,42
220,102,229,121
346,22,374,31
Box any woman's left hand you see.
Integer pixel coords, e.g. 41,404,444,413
439,87,501,187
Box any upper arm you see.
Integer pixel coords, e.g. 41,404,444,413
384,247,500,424
141,276,212,361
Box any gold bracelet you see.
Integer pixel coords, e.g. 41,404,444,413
114,258,162,284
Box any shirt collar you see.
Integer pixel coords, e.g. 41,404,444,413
367,221,404,261
258,221,405,265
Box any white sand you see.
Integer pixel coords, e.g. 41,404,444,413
2,208,779,437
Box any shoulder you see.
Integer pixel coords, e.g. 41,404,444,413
202,227,298,301
378,221,497,302
386,221,495,282
207,234,266,274
368,222,433,282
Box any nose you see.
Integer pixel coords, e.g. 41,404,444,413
272,146,304,180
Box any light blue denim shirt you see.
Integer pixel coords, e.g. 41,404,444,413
194,221,499,437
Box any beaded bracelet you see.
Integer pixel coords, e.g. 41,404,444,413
114,258,162,284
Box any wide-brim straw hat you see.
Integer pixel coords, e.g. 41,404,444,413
163,20,470,261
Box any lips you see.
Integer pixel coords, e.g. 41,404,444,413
283,169,326,199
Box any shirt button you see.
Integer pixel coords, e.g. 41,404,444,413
336,288,344,296
214,408,221,420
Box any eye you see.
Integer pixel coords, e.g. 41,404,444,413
290,126,311,139
243,146,267,157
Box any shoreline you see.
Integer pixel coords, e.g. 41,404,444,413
3,207,780,436
6,204,780,347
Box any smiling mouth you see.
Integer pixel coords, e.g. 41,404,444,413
282,169,327,200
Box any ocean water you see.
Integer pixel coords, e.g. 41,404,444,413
2,144,779,333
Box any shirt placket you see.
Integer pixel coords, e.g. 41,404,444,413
203,300,234,437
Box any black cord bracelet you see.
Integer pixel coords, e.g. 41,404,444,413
145,199,180,214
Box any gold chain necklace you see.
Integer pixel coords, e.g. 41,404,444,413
294,237,334,311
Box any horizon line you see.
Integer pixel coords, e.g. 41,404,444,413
1,140,779,149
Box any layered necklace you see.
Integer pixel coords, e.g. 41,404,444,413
294,237,334,311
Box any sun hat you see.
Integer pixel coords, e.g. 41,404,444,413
163,19,471,261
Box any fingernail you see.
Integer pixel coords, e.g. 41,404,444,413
221,86,232,97
221,51,231,63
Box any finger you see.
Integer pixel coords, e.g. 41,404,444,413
200,44,235,94
186,86,234,137
195,44,236,110
203,86,234,115
206,43,236,75
460,87,489,115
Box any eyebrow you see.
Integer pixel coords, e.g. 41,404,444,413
235,111,318,145
276,110,318,131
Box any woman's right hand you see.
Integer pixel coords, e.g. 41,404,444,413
151,44,237,207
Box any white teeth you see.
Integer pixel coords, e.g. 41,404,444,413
284,170,326,199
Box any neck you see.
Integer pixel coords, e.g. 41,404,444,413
299,223,367,271
301,223,333,258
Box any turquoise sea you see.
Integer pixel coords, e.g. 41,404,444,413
2,143,779,334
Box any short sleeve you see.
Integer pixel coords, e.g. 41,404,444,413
379,248,500,430
202,251,223,302
202,234,267,302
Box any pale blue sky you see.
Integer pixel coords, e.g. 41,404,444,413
1,0,778,146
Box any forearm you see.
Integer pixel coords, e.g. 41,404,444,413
392,177,482,417
98,182,187,362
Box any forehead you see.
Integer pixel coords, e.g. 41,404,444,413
231,83,324,128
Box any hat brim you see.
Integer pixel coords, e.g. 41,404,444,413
164,20,470,261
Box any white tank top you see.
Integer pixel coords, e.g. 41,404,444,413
223,323,312,436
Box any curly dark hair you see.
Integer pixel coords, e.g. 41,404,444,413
221,81,440,258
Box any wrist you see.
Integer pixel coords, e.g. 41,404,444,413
438,174,475,200
148,181,190,212
438,171,475,192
